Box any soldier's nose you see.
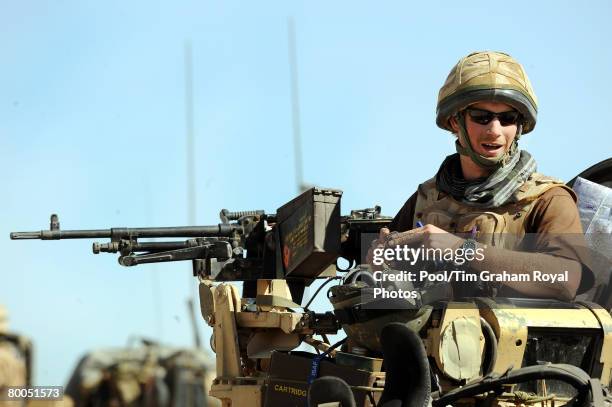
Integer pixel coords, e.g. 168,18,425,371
485,120,504,137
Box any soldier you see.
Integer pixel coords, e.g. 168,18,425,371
0,305,30,407
371,51,593,301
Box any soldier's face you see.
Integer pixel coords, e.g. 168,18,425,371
453,101,519,158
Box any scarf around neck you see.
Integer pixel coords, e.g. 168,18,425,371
435,149,537,208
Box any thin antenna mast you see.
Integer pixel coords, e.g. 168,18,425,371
185,41,196,226
288,17,306,193
184,40,202,349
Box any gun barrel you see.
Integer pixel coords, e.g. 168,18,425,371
121,225,234,238
10,231,45,239
10,224,235,240
10,229,111,240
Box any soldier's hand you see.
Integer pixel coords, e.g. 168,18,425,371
386,224,464,251
365,227,391,270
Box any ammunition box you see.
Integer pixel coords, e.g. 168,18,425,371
276,188,342,280
264,351,380,407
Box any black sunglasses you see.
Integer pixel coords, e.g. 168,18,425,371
465,108,521,126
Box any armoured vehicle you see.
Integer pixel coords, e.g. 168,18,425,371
63,338,219,407
10,158,612,407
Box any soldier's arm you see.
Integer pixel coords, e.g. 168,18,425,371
366,192,418,266
388,192,417,233
472,187,589,301
473,245,582,301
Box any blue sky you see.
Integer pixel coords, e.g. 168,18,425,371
1,0,611,385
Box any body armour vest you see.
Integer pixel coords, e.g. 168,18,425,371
413,173,576,250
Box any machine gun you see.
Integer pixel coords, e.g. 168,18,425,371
11,188,393,406
11,186,612,407
11,188,389,300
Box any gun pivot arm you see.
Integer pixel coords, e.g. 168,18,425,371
92,238,206,255
118,241,233,267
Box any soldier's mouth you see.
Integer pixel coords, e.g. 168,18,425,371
480,143,504,156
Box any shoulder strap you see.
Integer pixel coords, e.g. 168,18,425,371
515,173,576,203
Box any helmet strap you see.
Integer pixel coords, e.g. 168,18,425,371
454,112,521,170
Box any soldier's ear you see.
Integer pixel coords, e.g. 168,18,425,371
449,116,460,133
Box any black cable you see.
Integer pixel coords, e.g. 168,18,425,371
320,337,348,358
303,276,342,311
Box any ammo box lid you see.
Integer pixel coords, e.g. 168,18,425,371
276,188,342,221
276,188,342,279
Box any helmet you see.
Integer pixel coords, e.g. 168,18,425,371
436,51,538,134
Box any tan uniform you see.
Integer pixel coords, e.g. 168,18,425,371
389,173,594,296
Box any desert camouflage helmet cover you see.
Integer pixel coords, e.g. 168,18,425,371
436,51,538,134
